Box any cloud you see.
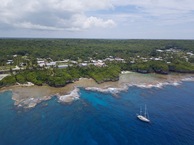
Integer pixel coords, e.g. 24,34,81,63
14,22,65,31
0,0,194,38
0,0,115,31
72,15,116,29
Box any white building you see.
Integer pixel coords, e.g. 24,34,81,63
94,62,105,67
58,64,68,68
80,63,88,67
46,62,56,67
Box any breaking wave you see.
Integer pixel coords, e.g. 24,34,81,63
58,87,80,103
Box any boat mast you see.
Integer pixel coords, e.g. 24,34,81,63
144,105,147,117
140,106,142,115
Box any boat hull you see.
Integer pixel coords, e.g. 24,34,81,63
137,115,150,123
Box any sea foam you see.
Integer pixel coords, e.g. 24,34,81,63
85,80,182,95
58,87,80,103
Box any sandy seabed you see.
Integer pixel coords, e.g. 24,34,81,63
1,72,194,108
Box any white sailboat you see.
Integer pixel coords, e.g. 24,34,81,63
137,105,150,123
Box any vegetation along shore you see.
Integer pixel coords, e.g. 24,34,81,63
1,39,194,108
0,39,194,108
1,39,194,88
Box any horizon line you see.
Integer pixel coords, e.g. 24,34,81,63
0,37,194,41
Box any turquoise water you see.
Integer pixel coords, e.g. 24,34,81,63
0,81,194,145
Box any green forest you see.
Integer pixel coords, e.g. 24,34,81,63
1,38,194,88
0,65,121,87
1,39,194,61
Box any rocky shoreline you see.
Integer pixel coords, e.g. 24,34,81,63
1,72,194,109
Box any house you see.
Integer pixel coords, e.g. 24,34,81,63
37,60,45,67
115,57,124,61
38,63,45,67
70,61,78,64
94,62,105,67
187,52,194,56
156,49,164,52
154,57,163,61
80,63,88,67
104,58,114,61
58,64,68,68
91,60,97,63
46,62,56,67
6,60,13,65
37,60,45,64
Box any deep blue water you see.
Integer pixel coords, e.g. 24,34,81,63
1,81,194,145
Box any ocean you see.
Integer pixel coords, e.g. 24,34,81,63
0,81,194,145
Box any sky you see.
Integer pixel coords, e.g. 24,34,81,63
0,0,194,39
